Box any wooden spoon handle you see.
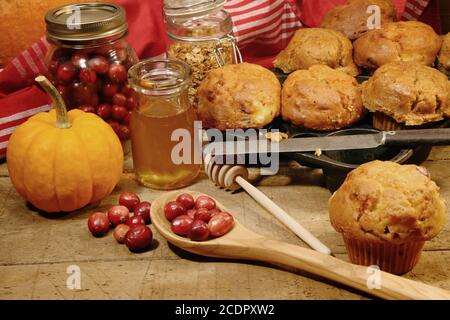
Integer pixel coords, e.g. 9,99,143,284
242,237,450,300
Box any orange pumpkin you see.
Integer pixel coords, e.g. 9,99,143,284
7,76,123,213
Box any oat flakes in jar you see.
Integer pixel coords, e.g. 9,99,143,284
164,0,242,107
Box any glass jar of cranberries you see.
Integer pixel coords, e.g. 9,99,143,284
44,3,138,142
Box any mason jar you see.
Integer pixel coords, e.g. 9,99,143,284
44,2,138,142
128,58,201,190
164,0,242,107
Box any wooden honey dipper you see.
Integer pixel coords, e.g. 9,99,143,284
204,154,332,255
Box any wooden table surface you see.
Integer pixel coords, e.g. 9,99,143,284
0,147,449,300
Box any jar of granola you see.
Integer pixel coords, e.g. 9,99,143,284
164,0,242,107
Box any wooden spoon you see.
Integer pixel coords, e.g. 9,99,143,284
151,190,450,300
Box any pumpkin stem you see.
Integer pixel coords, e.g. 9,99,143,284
35,76,71,129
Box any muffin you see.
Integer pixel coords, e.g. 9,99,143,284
281,65,365,131
329,161,446,275
274,28,358,76
438,33,450,76
362,61,450,130
320,0,397,40
354,21,442,71
197,63,281,130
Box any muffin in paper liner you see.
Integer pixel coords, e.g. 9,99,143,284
342,236,425,275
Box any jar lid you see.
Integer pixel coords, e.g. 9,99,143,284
45,2,128,42
164,0,226,18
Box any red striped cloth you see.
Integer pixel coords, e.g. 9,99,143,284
401,0,431,20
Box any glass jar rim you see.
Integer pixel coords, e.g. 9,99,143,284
165,9,233,42
128,58,192,96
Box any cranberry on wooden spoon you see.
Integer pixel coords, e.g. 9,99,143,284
164,201,186,221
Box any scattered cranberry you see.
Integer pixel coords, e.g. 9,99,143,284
88,212,110,237
164,201,186,221
113,224,130,244
134,201,151,224
96,103,112,120
113,93,127,106
208,212,234,237
107,205,130,227
79,68,97,84
125,96,137,110
171,215,194,237
186,209,197,219
107,120,121,133
103,82,119,97
126,215,146,227
78,105,96,113
118,192,140,212
88,56,109,74
176,193,195,210
121,84,134,97
108,63,127,83
188,220,210,241
56,62,77,84
117,125,131,140
125,225,153,252
194,208,211,223
112,105,128,121
195,196,216,211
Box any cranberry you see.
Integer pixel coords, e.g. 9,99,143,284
208,212,234,237
71,52,88,68
113,93,127,106
126,215,146,227
125,225,153,252
176,193,195,210
113,224,130,244
134,201,151,224
108,63,127,83
56,62,77,84
102,81,119,97
71,82,96,106
195,196,216,210
186,209,197,219
121,84,134,97
107,120,121,133
125,96,137,110
96,103,112,120
188,220,210,241
88,93,99,108
79,68,97,84
171,215,194,237
122,111,132,126
107,205,130,226
112,105,128,121
117,125,131,140
78,105,96,113
88,56,109,74
57,85,70,102
194,208,211,223
164,201,186,221
87,212,110,237
118,192,140,211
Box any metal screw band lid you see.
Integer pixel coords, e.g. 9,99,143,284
164,0,225,18
45,2,128,42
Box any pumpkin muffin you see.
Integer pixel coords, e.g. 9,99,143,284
320,0,397,40
362,61,450,130
329,161,447,274
281,65,365,131
438,33,450,76
353,21,442,71
274,28,358,76
197,63,281,130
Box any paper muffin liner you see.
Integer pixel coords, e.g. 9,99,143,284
342,235,425,275
372,112,403,131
